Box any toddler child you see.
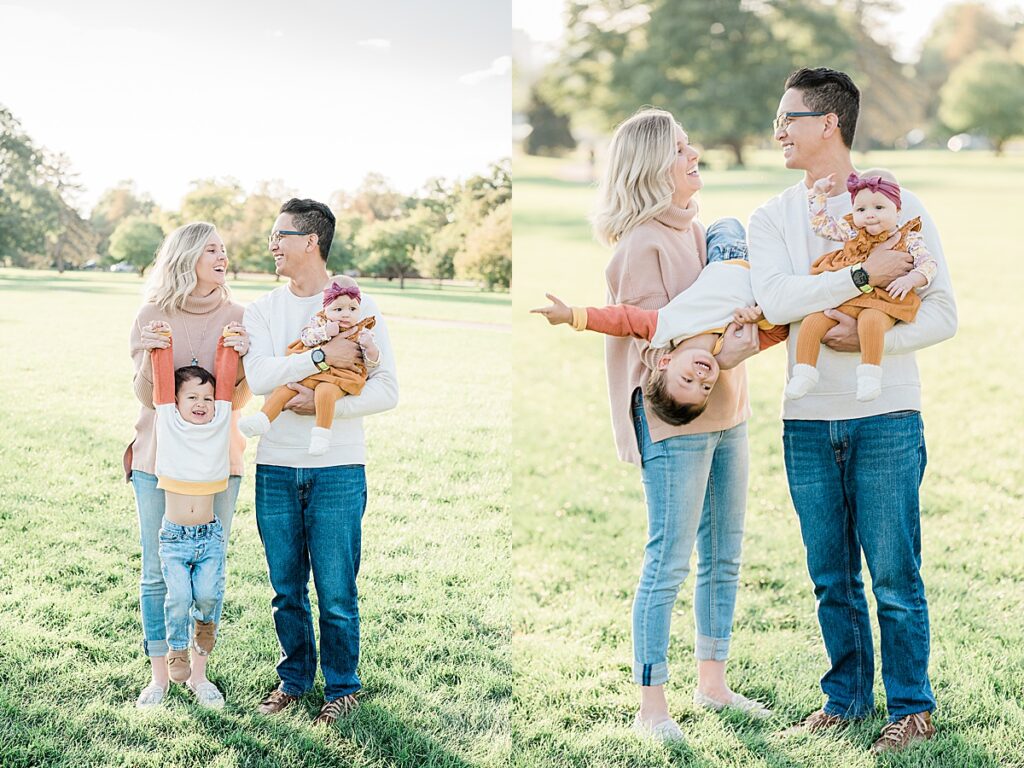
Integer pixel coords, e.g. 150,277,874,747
533,218,788,425
239,276,379,455
146,321,239,691
786,170,938,402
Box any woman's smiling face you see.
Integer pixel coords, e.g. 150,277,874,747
670,124,702,205
195,232,227,288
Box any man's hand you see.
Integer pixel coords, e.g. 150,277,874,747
821,309,861,352
714,321,759,370
282,382,316,415
530,294,573,326
321,333,363,371
863,247,913,287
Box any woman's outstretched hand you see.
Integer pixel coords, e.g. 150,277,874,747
221,321,250,355
531,294,573,326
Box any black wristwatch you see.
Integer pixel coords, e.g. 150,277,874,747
850,263,873,294
311,348,330,372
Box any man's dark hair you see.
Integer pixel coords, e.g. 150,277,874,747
784,67,860,149
644,372,708,426
175,365,216,395
280,198,336,263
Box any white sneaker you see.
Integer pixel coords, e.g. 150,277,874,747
239,412,271,437
135,682,167,709
631,713,685,743
785,364,819,400
693,689,773,719
856,364,883,402
308,427,331,456
186,680,225,710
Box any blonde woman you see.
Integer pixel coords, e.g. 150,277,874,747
593,109,770,741
126,222,251,709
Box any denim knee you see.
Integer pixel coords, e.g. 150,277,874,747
706,217,748,263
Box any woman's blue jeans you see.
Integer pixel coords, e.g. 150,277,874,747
131,470,240,657
782,412,935,721
631,392,749,686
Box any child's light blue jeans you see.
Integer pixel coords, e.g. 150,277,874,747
158,517,226,652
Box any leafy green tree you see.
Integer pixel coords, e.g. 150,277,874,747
525,87,577,156
939,49,1024,154
180,178,244,227
89,181,154,259
222,182,293,278
357,214,428,289
335,173,407,223
0,105,61,266
455,201,511,290
109,217,164,276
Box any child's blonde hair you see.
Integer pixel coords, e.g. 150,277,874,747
592,108,679,246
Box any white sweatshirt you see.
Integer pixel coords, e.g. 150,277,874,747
748,181,957,421
154,401,232,494
651,260,759,349
243,284,398,467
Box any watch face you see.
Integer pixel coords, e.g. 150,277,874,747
853,267,868,287
312,349,325,363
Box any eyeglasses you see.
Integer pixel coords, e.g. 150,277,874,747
773,111,828,133
268,230,309,246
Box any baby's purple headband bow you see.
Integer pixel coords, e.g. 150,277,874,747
847,173,901,210
323,282,361,307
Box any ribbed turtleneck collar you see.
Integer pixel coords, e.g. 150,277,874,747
181,288,226,315
654,200,699,231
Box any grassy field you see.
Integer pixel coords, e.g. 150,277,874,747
0,270,511,767
511,150,1024,768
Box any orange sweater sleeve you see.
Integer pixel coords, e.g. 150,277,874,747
214,335,239,403
151,337,175,407
757,322,789,351
584,304,659,341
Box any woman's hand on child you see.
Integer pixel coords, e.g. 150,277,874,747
812,173,836,195
732,305,763,325
140,320,172,349
530,294,573,326
221,321,250,355
715,321,759,370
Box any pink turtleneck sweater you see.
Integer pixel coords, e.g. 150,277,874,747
604,201,750,466
128,289,251,479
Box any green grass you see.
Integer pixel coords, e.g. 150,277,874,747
0,270,510,767
511,150,1024,768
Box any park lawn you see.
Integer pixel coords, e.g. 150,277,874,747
511,150,1024,768
0,271,510,768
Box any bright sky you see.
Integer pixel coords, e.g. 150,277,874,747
514,0,1024,63
0,0,511,214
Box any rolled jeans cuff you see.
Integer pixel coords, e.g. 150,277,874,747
142,638,169,658
695,633,730,661
633,661,669,687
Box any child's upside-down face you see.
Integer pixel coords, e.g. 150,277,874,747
658,347,720,407
176,378,216,424
325,296,361,328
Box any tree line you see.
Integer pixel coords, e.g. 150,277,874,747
519,0,1024,161
0,105,511,290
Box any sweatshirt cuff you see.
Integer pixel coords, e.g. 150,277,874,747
570,306,588,331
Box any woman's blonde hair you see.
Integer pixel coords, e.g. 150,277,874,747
592,108,680,246
144,222,228,313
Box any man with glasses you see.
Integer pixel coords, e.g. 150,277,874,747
748,68,956,753
242,197,398,725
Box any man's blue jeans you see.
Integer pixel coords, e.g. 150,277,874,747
783,412,935,721
158,518,225,651
255,463,367,701
131,470,240,657
631,392,748,686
